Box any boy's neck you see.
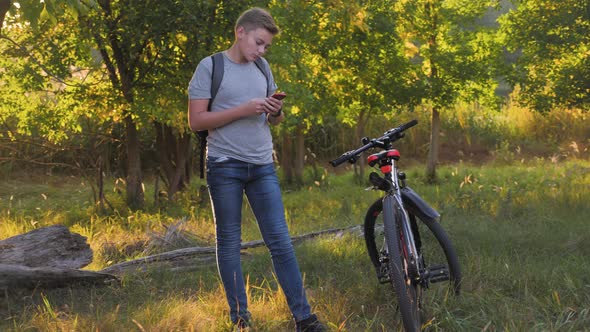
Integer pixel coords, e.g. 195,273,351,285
225,45,248,64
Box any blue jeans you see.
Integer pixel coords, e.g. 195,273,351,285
206,157,312,323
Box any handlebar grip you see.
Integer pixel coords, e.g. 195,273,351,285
399,119,418,132
384,119,418,139
329,152,353,167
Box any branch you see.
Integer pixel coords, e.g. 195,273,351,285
0,157,79,169
89,27,121,91
100,225,362,275
0,35,89,88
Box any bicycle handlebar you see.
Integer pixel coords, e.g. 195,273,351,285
329,119,418,167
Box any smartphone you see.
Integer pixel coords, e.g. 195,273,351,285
271,92,287,100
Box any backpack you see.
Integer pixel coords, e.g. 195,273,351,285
197,52,272,178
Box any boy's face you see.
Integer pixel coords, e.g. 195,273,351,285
236,26,274,62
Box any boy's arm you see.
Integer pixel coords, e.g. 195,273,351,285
188,99,267,131
267,109,284,125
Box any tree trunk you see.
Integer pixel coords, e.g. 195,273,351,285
90,3,143,209
425,4,441,184
0,0,10,34
280,130,294,184
294,124,305,186
185,136,193,185
354,111,367,183
154,121,191,199
167,133,190,199
124,114,144,209
426,107,441,182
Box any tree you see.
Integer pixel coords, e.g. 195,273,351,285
0,2,99,150
1,2,123,209
500,0,590,112
268,0,329,185
2,0,153,208
393,0,503,181
81,0,260,202
143,1,257,198
2,0,264,207
270,0,411,184
79,0,207,209
319,0,413,181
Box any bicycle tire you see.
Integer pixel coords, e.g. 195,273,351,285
382,195,421,332
365,198,461,295
415,214,462,296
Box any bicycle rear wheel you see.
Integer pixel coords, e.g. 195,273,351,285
412,213,462,296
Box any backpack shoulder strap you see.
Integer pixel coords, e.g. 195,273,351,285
210,52,225,106
199,52,224,179
254,57,272,97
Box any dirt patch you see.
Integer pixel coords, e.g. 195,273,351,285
438,142,494,165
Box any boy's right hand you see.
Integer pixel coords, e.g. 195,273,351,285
245,98,270,115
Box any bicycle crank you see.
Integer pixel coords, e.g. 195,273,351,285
377,255,391,284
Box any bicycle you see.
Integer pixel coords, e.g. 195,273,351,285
330,119,461,331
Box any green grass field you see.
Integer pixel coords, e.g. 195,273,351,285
1,158,589,331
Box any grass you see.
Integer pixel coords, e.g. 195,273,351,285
1,158,590,331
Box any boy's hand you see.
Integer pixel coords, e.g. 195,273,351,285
265,96,283,117
246,98,269,115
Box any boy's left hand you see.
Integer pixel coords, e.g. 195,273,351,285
265,96,283,116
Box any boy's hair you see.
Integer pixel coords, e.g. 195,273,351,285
235,7,280,35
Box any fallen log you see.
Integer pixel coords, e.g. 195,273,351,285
0,225,92,269
0,225,117,290
0,264,117,289
101,225,362,275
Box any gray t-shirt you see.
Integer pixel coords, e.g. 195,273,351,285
188,53,277,165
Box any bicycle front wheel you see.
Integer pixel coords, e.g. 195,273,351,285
382,195,421,332
365,197,462,330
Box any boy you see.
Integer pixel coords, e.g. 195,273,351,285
188,7,326,332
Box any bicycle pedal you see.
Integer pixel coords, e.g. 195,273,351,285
377,266,390,284
425,264,450,283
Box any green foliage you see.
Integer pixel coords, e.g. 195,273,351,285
2,0,589,208
0,16,90,141
269,0,412,137
267,0,325,131
499,0,590,112
439,101,590,161
394,0,504,109
1,0,268,205
2,0,261,138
